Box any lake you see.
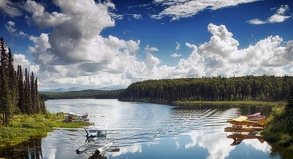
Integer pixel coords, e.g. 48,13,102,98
1,99,280,159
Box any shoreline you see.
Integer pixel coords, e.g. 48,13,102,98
171,100,284,107
0,113,92,149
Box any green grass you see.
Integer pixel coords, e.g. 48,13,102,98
0,113,92,148
172,100,284,107
261,106,293,158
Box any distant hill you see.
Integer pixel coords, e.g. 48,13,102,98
40,89,123,100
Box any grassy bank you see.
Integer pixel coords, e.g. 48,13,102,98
172,100,284,107
261,106,293,158
0,113,92,149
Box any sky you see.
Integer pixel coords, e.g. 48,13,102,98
0,0,292,91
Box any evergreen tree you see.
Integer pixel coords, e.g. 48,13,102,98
30,72,37,113
24,68,32,115
0,37,46,121
286,85,293,110
17,65,25,113
8,48,18,114
0,37,13,126
35,77,40,113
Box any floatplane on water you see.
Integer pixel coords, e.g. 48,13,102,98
236,112,265,121
225,112,266,146
227,114,266,129
75,126,141,155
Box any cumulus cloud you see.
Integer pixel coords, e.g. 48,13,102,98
151,0,259,21
248,5,292,24
0,0,21,17
13,54,31,70
11,0,292,91
22,0,70,29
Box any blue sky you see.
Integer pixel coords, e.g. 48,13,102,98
0,0,292,91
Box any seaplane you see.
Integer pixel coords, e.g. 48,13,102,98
227,115,266,129
74,126,142,155
236,112,265,121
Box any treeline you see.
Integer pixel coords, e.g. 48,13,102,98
41,89,121,100
118,75,293,102
0,37,46,126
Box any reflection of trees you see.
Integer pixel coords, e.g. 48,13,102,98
266,142,293,159
0,137,42,159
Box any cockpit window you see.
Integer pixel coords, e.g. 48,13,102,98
97,130,107,137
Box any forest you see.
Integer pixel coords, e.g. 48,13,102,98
41,89,121,99
0,37,46,127
118,75,293,103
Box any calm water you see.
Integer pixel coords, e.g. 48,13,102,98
1,99,279,159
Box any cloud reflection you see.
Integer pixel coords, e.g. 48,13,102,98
184,130,235,159
111,144,142,157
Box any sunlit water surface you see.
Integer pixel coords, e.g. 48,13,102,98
2,99,280,159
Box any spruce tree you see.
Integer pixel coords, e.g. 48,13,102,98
0,37,13,126
17,65,25,113
24,68,32,115
30,72,37,113
286,85,293,110
8,48,18,114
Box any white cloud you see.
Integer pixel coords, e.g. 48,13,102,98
248,5,291,25
132,14,143,19
171,53,182,58
144,45,159,52
4,21,28,37
151,0,259,21
0,0,21,17
176,42,180,50
23,0,70,29
13,54,31,71
110,12,124,20
247,18,266,25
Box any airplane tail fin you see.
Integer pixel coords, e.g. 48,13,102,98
258,116,266,126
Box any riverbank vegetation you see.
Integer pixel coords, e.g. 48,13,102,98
172,100,284,107
0,113,91,148
0,37,91,149
261,85,293,158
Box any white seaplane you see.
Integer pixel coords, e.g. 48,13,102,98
72,126,141,155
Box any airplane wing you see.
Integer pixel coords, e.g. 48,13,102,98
232,116,248,122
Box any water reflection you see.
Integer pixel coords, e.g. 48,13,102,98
1,99,282,159
0,138,42,159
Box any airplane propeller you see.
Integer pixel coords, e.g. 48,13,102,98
85,129,89,143
85,129,89,135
